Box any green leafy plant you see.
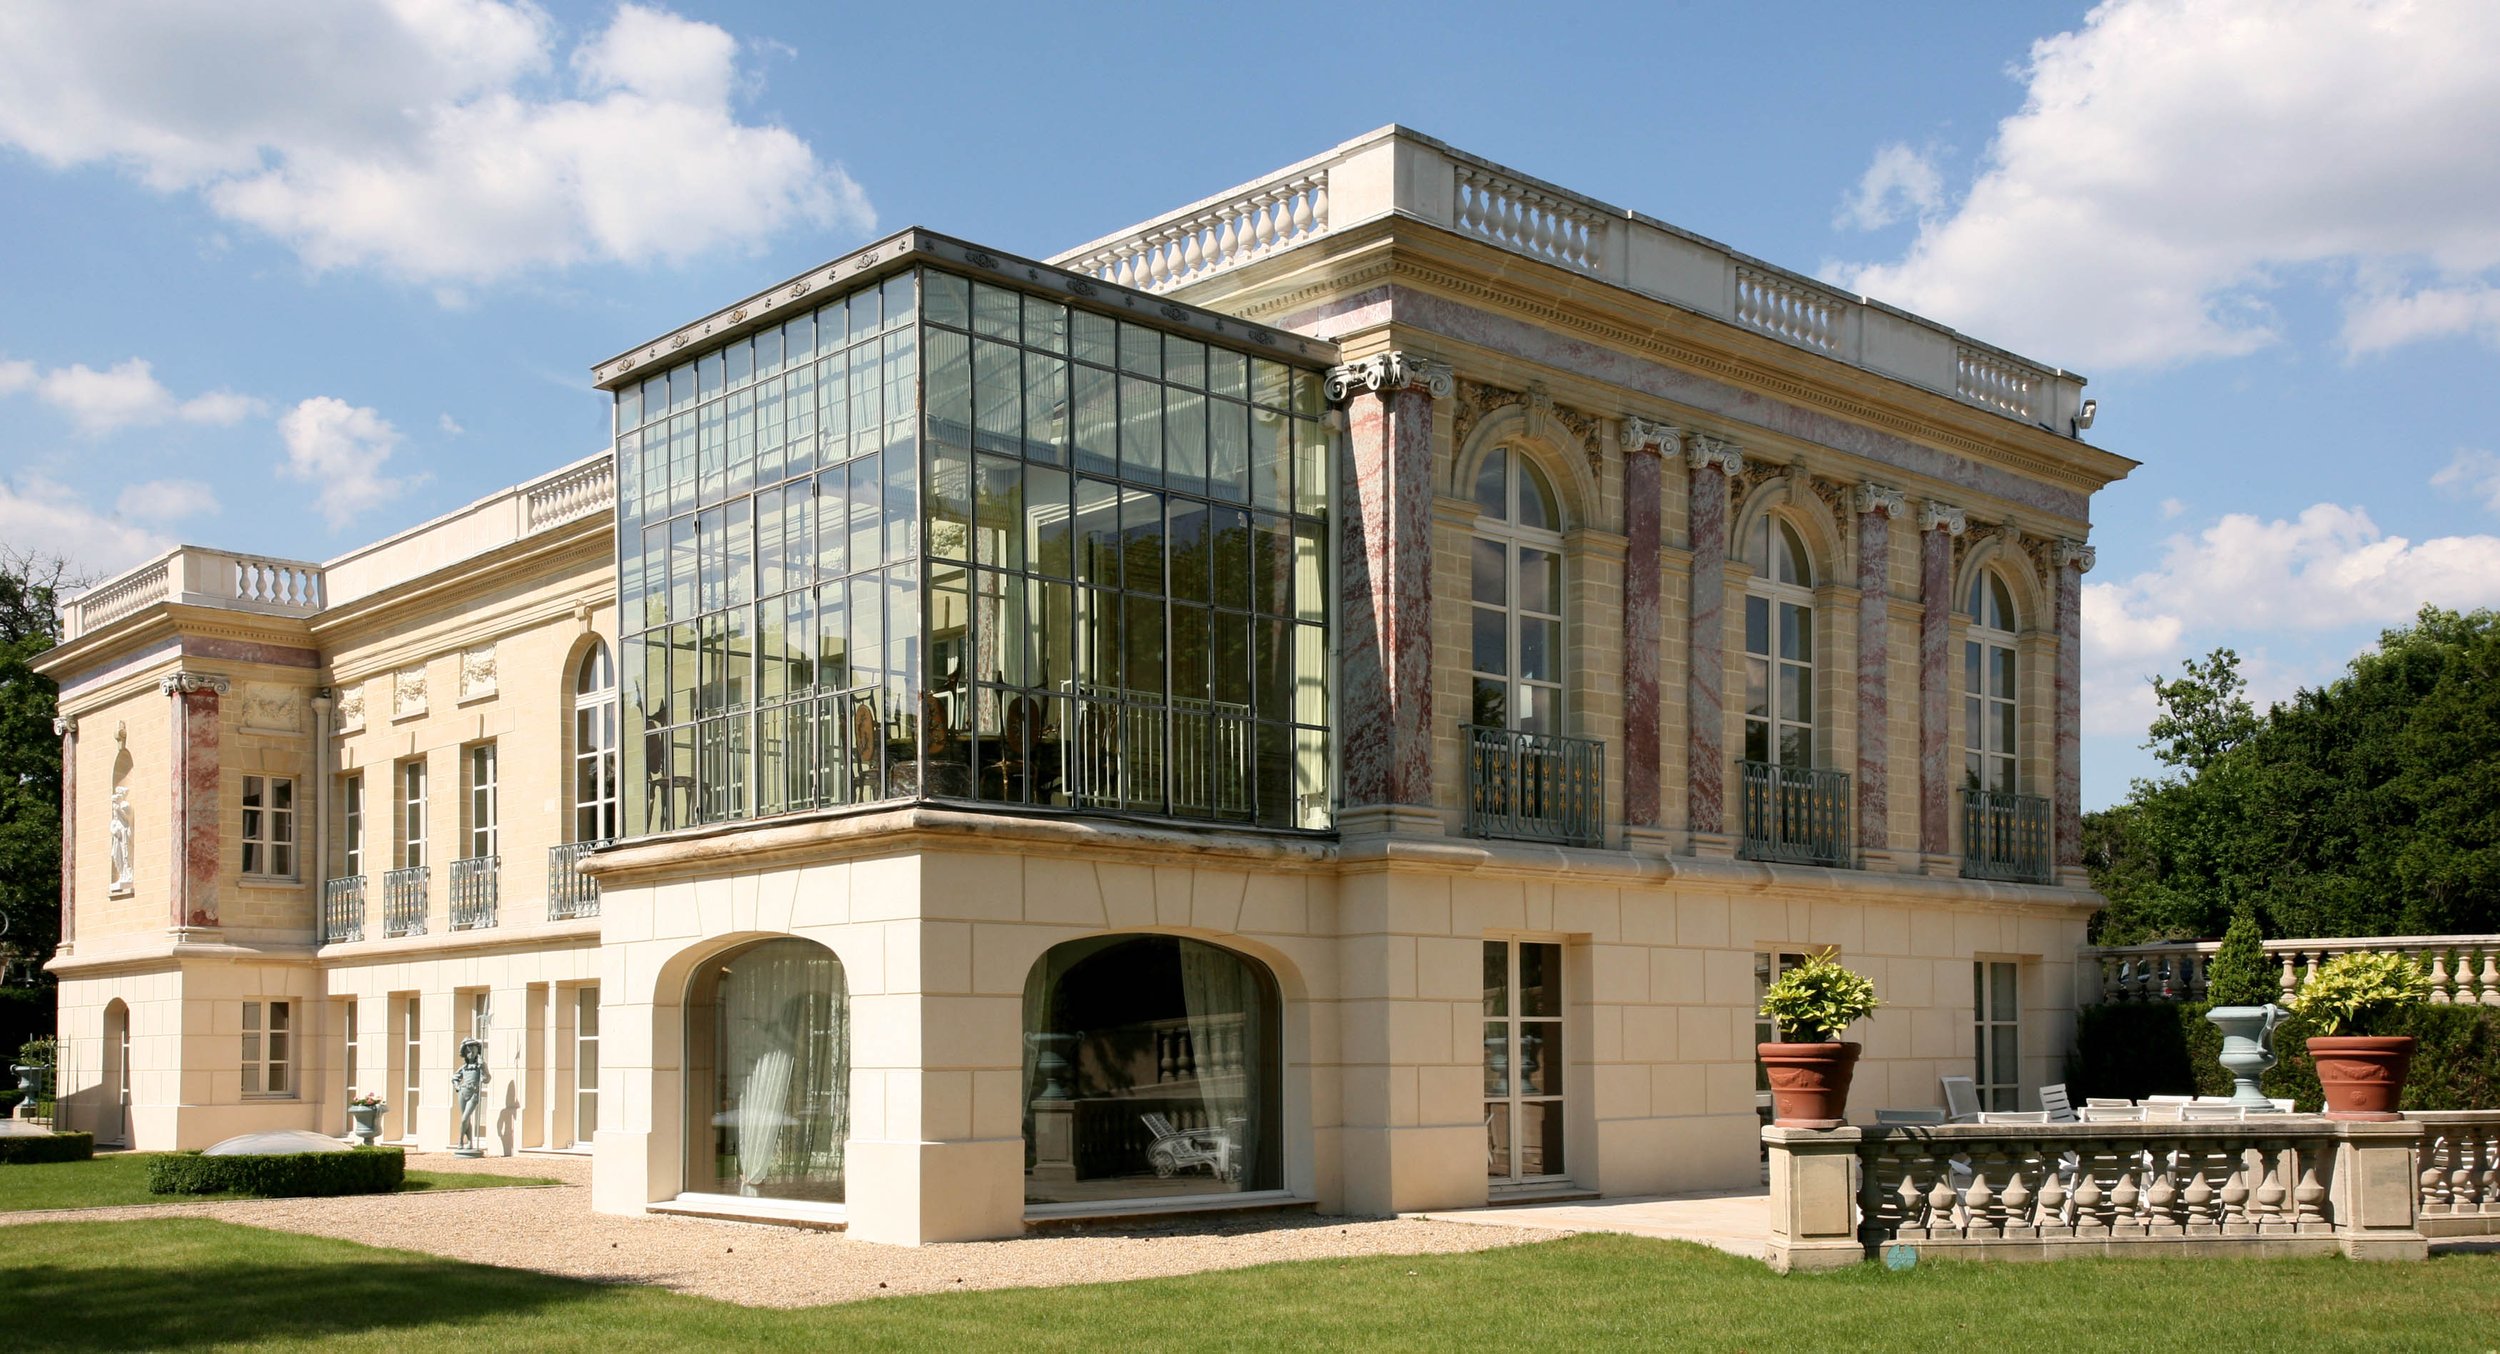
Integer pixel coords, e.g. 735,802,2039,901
1757,949,1880,1044
0,1132,91,1165
2292,951,2432,1037
2204,906,2278,1008
14,1037,55,1069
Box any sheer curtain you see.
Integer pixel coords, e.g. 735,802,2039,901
1177,940,1254,1180
719,941,848,1200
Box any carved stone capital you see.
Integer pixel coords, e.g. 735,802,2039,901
1919,501,1968,536
1324,352,1454,403
1852,483,1907,519
2056,538,2097,573
159,672,230,697
1619,415,1681,457
52,716,76,738
1685,435,1744,479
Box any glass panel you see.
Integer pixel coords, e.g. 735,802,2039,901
1992,647,2017,700
1520,1100,1565,1177
1482,942,1507,1015
1473,677,1507,729
1517,459,1557,531
1991,1024,2019,1086
1518,1022,1562,1096
1520,618,1556,682
685,938,850,1203
1745,595,1769,657
1471,538,1506,605
1992,962,2017,1017
1519,943,1561,1016
1472,608,1507,677
1483,1024,1510,1096
1472,450,1507,518
1486,1103,1511,1178
1518,549,1558,616
1782,603,1811,664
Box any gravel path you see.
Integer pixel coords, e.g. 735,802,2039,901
0,1152,1536,1307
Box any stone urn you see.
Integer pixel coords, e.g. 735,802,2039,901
1758,1042,1860,1129
2308,1035,2416,1121
2205,1004,2286,1108
346,1104,385,1147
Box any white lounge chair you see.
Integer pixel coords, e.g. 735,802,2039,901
2084,1097,2135,1109
2080,1104,2146,1122
1940,1075,1982,1123
2039,1083,2079,1123
1977,1110,2050,1124
2179,1103,2246,1121
1140,1112,1240,1181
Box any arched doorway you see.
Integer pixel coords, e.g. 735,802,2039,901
683,938,849,1203
1022,934,1280,1205
101,1000,130,1146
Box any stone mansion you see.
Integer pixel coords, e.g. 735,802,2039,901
38,128,2130,1243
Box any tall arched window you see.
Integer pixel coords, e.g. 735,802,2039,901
684,937,850,1204
575,641,620,842
1468,449,1564,734
1964,572,2018,792
1741,514,1816,768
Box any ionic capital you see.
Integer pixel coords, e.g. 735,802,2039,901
52,716,76,738
1919,501,1968,536
1324,352,1454,403
1685,435,1744,479
159,672,231,697
2056,538,2097,574
1620,415,1681,457
1852,483,1907,519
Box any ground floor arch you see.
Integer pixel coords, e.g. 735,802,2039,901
682,936,851,1204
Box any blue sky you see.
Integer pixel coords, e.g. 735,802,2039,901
4,0,2497,809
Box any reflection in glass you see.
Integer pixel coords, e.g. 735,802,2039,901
685,938,849,1202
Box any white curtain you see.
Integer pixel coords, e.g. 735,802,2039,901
719,941,847,1199
1177,940,1255,1180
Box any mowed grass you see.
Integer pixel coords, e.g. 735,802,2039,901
6,1218,2497,1353
0,1153,557,1212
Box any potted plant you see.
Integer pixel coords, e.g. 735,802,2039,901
1757,949,1881,1128
2293,951,2432,1120
2202,906,2287,1108
345,1090,388,1147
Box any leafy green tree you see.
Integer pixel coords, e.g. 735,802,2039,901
0,550,74,1045
2204,905,2276,1007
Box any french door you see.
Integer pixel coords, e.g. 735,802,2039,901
1483,939,1566,1184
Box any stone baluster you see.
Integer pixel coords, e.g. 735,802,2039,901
2428,952,2453,1005
1965,1154,1997,1239
1927,1163,1959,1238
2071,1148,2107,1236
2036,1147,2070,1235
2218,1150,2252,1235
2109,1157,2142,1235
1619,417,1677,842
2421,1135,2452,1214
2146,1143,2181,1234
2291,1150,2328,1229
2250,1141,2289,1231
1999,1144,2036,1238
1916,501,1964,862
2478,950,2500,1007
2278,950,2302,1003
1889,1154,1925,1239
2053,539,2094,874
1853,484,1904,859
1328,353,1451,820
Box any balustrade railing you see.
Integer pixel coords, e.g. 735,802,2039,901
1453,164,1604,273
61,545,326,639
1956,344,2048,421
1733,268,1845,353
320,876,366,945
548,841,605,920
1462,725,1605,848
2413,1111,2500,1238
524,456,615,531
1058,171,1330,293
383,865,429,938
1962,788,2051,884
2085,934,2500,1005
449,855,499,930
1737,760,1852,868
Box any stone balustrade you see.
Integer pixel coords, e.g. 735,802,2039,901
2082,934,2500,1006
524,455,615,531
1048,126,2088,432
2413,1111,2500,1238
60,546,325,640
1765,1119,2432,1271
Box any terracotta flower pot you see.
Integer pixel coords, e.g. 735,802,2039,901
2307,1034,2415,1121
1759,1041,1860,1129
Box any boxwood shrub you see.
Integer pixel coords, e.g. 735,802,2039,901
147,1147,405,1197
2070,1001,2500,1112
0,1132,94,1165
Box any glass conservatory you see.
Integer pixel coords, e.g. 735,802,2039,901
609,242,1336,840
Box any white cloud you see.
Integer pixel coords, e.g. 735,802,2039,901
278,397,426,528
2158,497,2187,520
2431,448,2500,515
0,1,873,286
1832,0,2500,370
438,413,465,436
2343,283,2500,355
0,359,31,395
115,478,221,522
3,357,263,436
1835,143,1944,232
0,475,173,577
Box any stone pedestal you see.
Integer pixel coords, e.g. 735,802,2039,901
2330,1121,2430,1260
1763,1126,1865,1272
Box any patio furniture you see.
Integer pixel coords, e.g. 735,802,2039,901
2080,1104,2146,1122
2179,1103,2246,1121
2084,1097,2134,1109
2039,1082,2078,1122
1940,1075,1982,1123
1141,1112,1240,1182
2268,1097,2296,1113
1977,1110,2049,1124
1875,1108,1946,1125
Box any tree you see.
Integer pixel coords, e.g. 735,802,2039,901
0,550,75,1046
2089,608,2500,944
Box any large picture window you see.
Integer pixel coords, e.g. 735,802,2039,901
1023,935,1279,1205
1467,449,1565,734
685,938,850,1204
1964,572,2019,793
1484,939,1566,1183
1742,515,1817,768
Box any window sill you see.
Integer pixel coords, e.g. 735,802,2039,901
240,1094,301,1102
237,876,304,891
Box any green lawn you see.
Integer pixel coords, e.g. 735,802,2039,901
5,1219,2496,1352
0,1154,557,1212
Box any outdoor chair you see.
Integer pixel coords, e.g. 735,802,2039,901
1939,1075,1982,1123
1977,1110,2049,1124
2179,1104,2246,1121
2080,1104,2146,1122
2144,1094,2194,1107
2039,1082,2079,1123
2084,1097,2135,1109
1875,1108,1947,1125
1139,1112,1240,1181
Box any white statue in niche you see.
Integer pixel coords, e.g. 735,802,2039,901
109,787,134,892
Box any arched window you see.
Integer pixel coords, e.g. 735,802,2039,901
1741,514,1816,768
1022,934,1280,1204
684,937,850,1204
1964,571,2019,792
1468,449,1564,734
574,641,620,842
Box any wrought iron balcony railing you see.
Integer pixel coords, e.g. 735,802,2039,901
1463,725,1605,848
321,875,366,945
548,840,606,920
449,855,499,930
383,865,429,938
1737,760,1853,868
1962,788,2052,884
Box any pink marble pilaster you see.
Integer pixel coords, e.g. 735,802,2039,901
2054,540,2095,869
1619,417,1673,830
1685,437,1743,837
163,672,227,930
1852,486,1903,854
53,716,76,948
1916,503,1965,860
1331,354,1448,809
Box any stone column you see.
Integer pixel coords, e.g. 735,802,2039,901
1329,352,1451,830
162,672,228,932
2053,539,2095,877
1915,503,1965,867
1852,486,1904,863
1619,416,1677,847
1684,436,1743,851
53,716,76,954
1763,1126,1867,1272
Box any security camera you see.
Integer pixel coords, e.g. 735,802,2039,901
2071,398,2098,434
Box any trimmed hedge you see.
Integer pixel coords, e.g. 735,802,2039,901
2070,1001,2500,1112
147,1147,405,1198
0,1132,94,1165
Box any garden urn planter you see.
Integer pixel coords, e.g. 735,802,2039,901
2205,1004,2286,1108
2307,1035,2415,1120
346,1105,384,1147
1758,1041,1859,1128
